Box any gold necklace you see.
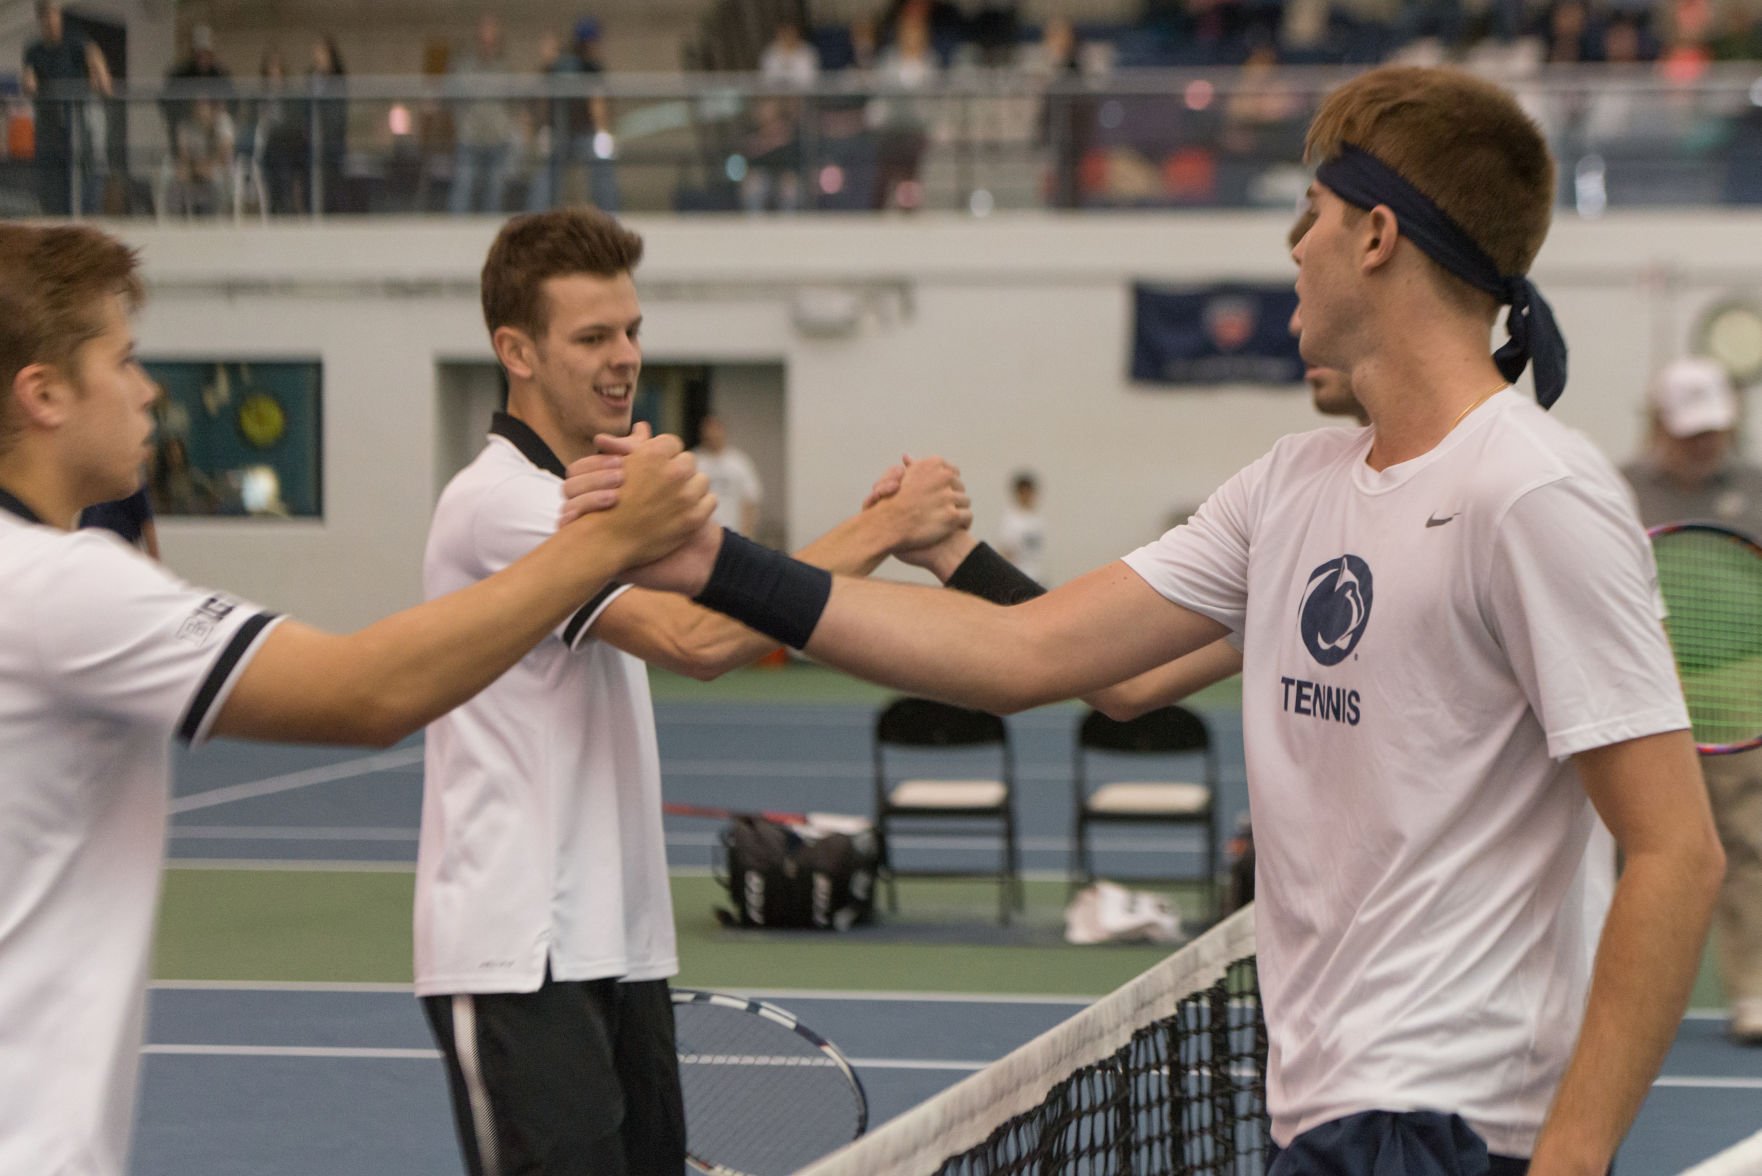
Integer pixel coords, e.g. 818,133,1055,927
1449,385,1507,432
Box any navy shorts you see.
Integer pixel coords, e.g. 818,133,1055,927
1267,1110,1532,1175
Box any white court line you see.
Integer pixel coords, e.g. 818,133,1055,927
131,1044,1757,1088
167,749,1109,814
152,979,415,993
166,859,417,873
656,760,1101,781
170,826,420,841
146,980,1095,1004
158,860,1241,884
140,982,1732,1022
139,1042,987,1071
170,748,424,814
165,827,1202,854
144,1044,439,1060
1653,1076,1762,1090
665,832,1201,853
146,981,1096,1005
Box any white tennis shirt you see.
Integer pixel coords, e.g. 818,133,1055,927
0,493,278,1175
1122,390,1688,1157
416,416,676,995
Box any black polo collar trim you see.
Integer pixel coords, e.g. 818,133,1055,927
0,487,43,524
490,412,567,478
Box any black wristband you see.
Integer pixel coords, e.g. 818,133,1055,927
692,529,832,649
945,542,1047,606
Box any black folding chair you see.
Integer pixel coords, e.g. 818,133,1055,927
872,696,1021,925
1072,704,1219,918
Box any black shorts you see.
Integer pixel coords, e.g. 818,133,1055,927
422,975,686,1176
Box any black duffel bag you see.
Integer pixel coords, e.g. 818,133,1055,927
716,814,879,931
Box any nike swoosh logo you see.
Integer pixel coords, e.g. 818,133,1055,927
1425,514,1457,528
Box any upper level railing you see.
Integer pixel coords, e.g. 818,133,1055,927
11,65,1762,221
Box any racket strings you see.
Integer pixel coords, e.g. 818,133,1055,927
676,999,865,1175
1655,528,1762,752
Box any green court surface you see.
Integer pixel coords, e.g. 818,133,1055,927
154,869,1193,996
150,866,1728,1008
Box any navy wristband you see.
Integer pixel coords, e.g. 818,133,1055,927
692,529,832,649
946,542,1047,606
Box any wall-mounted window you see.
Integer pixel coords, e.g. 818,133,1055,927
145,360,322,518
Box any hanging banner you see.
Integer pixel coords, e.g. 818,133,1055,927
1130,282,1304,386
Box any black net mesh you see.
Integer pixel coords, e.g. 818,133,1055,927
932,955,1268,1176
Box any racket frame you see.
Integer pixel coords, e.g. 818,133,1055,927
662,801,810,826
1648,520,1762,755
671,987,869,1176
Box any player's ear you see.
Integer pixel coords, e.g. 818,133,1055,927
491,325,538,382
1362,206,1399,272
9,361,72,430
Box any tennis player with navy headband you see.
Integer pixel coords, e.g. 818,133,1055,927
589,66,1724,1174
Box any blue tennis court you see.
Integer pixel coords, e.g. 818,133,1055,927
137,682,1762,1175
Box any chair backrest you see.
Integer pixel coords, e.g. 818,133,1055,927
874,696,1012,806
876,696,1006,748
1073,705,1216,811
1077,704,1210,755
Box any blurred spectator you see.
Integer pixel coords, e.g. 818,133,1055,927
1222,40,1306,164
527,18,618,212
309,35,349,214
847,16,881,71
1024,17,1087,209
1619,357,1762,1047
820,17,878,135
1659,0,1714,80
970,2,1023,66
1582,17,1648,143
22,1,112,217
743,20,821,213
449,14,521,214
761,17,821,86
167,96,235,217
242,48,309,214
997,471,1046,582
882,0,966,56
1542,0,1600,62
163,24,233,146
869,14,940,210
693,416,763,536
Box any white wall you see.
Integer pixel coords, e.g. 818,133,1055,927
124,210,1762,630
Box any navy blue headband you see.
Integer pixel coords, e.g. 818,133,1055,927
1313,145,1566,409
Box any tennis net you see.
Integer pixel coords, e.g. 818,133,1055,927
799,905,1267,1176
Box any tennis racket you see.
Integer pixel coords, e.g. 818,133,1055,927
1649,522,1762,754
663,801,810,826
672,988,868,1176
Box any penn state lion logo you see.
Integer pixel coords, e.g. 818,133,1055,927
1299,555,1373,666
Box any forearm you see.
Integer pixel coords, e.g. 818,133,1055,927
601,509,909,678
804,562,1223,713
215,522,630,744
1530,846,1721,1172
1086,639,1243,720
932,540,1241,717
